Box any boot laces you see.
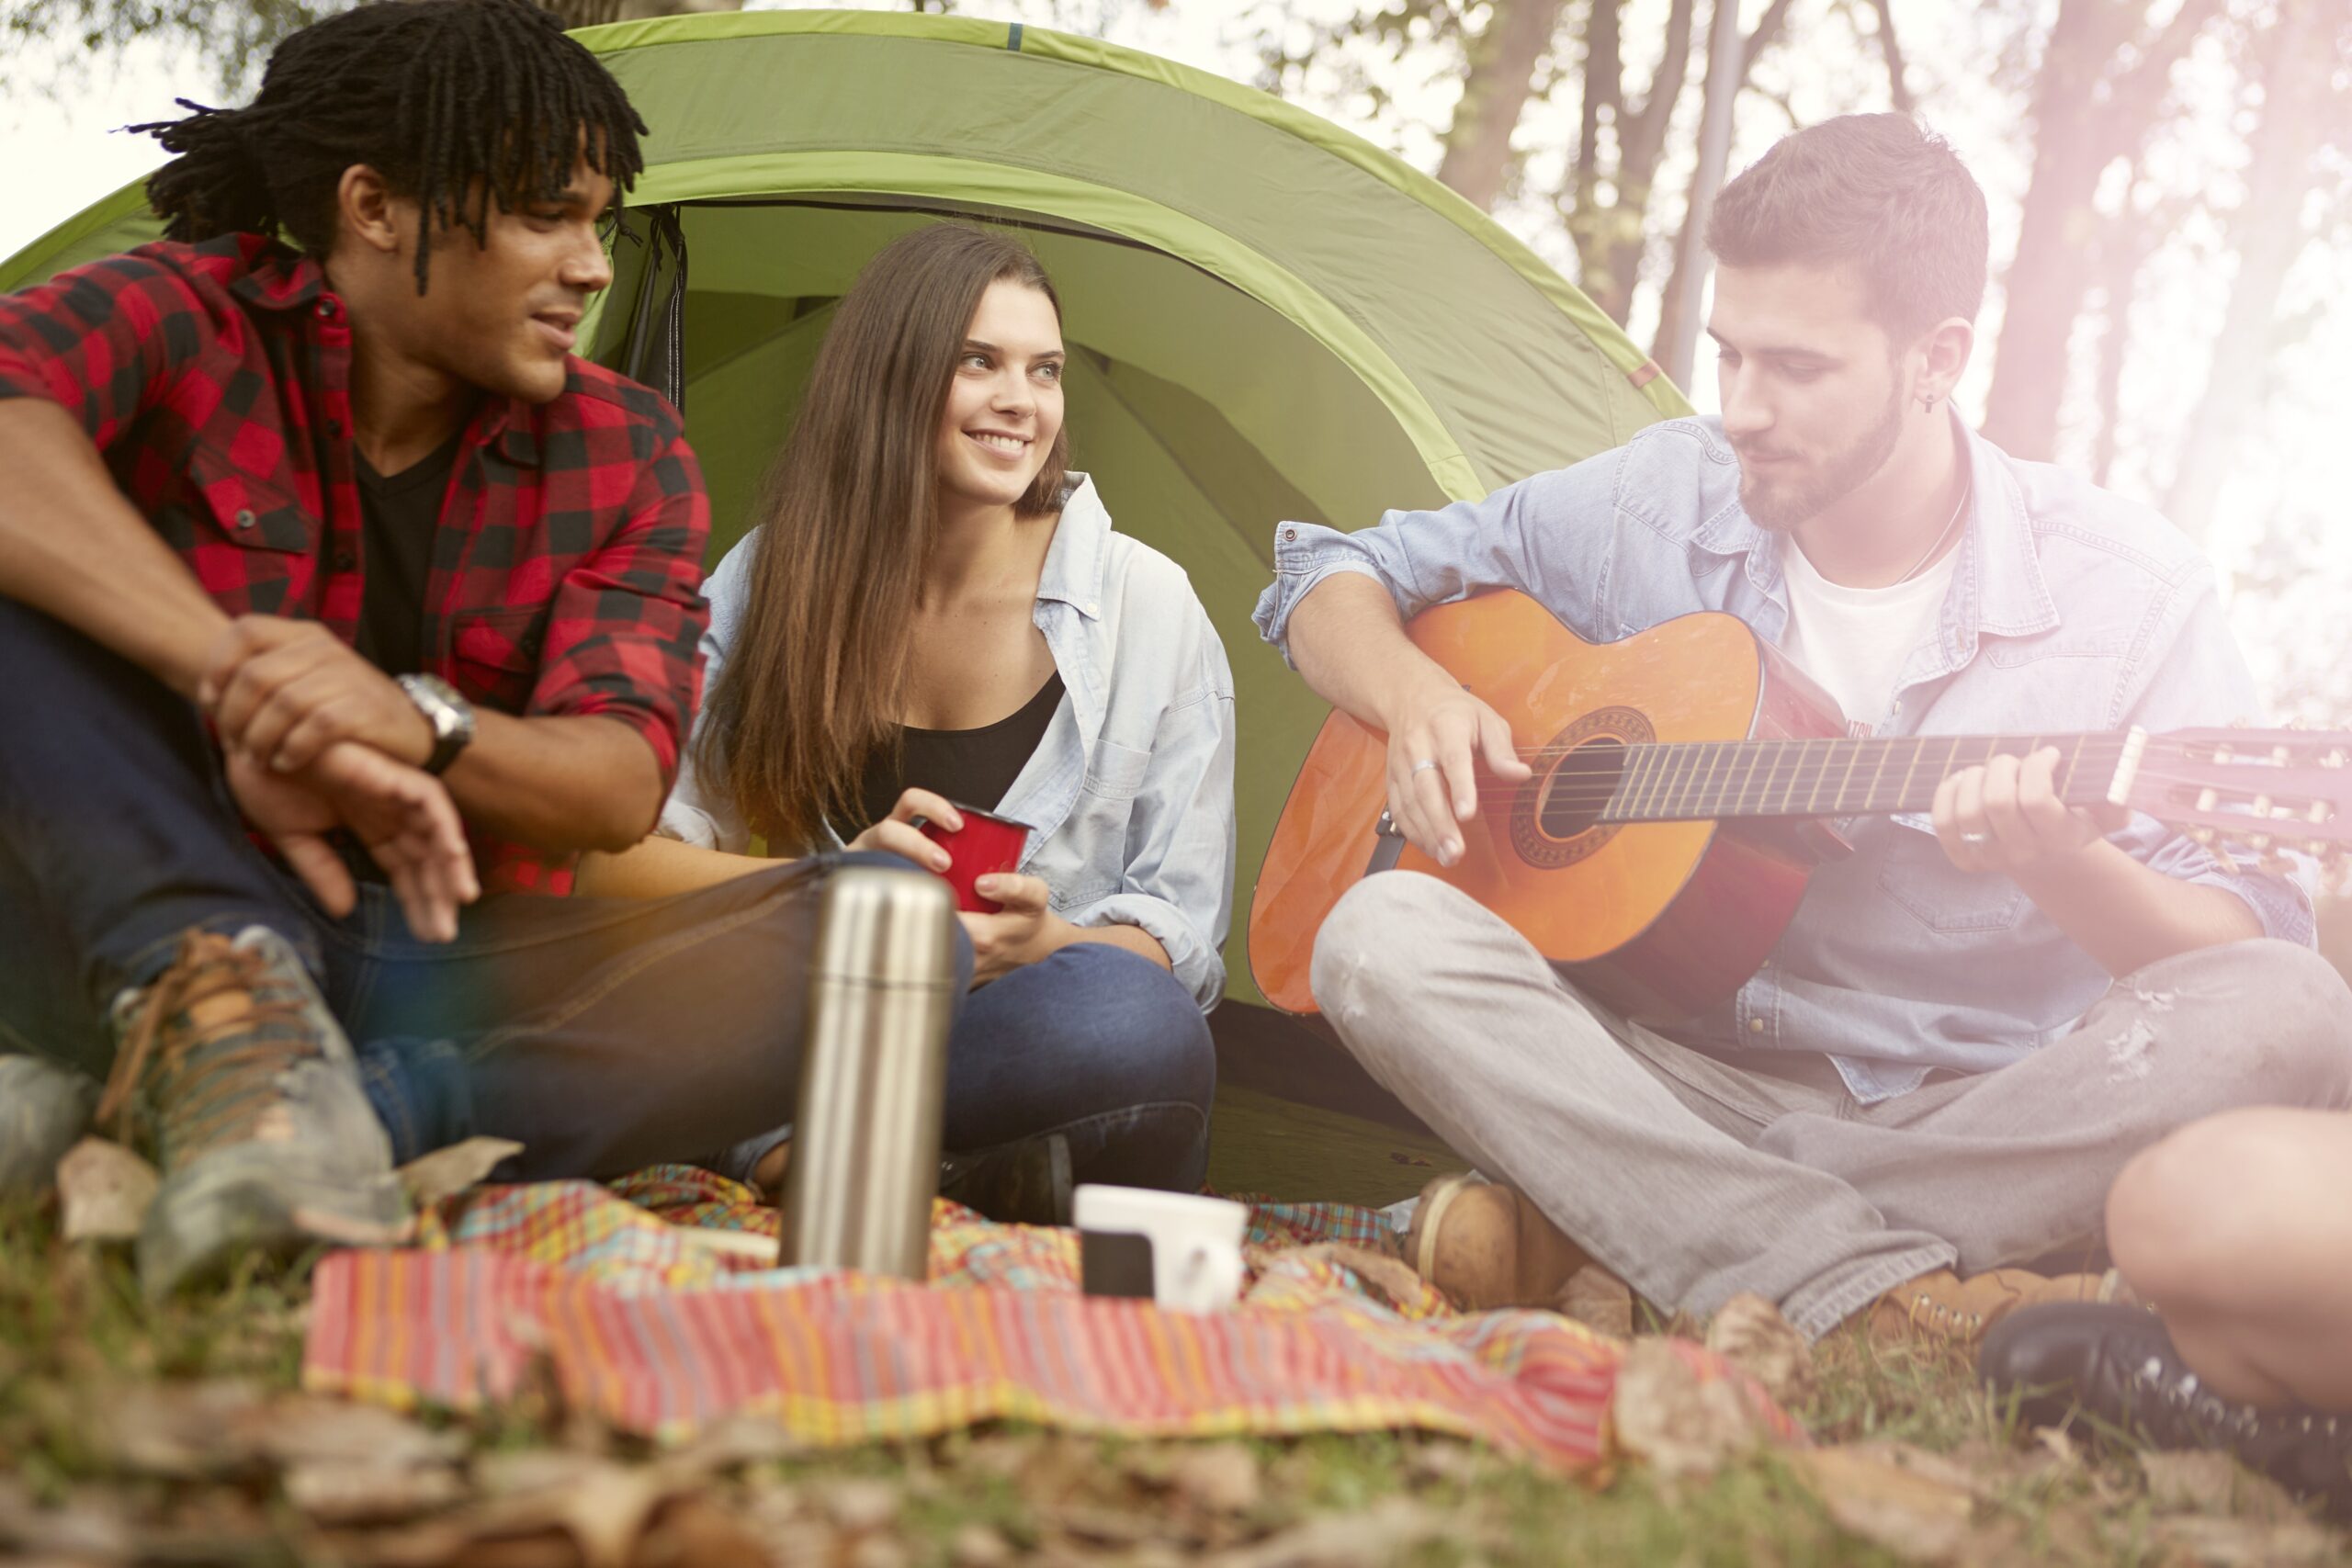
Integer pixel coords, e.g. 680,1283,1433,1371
96,932,322,1168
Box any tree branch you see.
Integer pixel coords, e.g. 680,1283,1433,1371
1739,0,1797,77
1867,0,1912,115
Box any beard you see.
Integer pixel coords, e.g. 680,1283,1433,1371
1735,376,1905,533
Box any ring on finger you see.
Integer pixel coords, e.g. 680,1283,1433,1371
1410,759,1441,776
1958,829,1992,848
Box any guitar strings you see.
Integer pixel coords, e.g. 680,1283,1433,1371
1410,765,2340,826
1406,761,2306,807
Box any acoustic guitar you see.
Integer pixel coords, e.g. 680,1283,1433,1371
1248,591,2351,1022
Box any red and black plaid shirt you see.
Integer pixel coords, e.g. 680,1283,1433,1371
0,234,710,896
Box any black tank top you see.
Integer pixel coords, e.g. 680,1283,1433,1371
855,671,1065,832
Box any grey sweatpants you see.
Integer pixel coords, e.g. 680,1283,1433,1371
1311,873,2352,1338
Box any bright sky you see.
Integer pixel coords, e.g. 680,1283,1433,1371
5,0,2346,716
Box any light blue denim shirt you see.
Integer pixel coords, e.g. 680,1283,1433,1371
665,474,1238,1010
1252,414,2315,1101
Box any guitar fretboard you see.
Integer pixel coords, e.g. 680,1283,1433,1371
1590,733,2129,823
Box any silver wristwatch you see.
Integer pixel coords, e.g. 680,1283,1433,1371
395,672,476,776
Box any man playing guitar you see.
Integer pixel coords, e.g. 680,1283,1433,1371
1251,114,2352,1344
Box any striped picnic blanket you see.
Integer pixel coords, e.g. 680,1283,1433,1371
300,1167,1799,1470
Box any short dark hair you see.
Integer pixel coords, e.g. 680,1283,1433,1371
133,0,647,293
1706,113,1987,342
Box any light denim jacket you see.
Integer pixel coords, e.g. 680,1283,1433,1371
664,474,1238,1010
1252,414,2315,1101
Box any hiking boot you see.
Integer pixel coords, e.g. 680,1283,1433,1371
0,1054,100,1197
939,1132,1073,1227
98,927,407,1295
1868,1266,2119,1348
1981,1302,2352,1519
1404,1173,1591,1312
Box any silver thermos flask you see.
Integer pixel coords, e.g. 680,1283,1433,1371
778,865,960,1280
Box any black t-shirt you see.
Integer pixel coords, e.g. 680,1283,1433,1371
856,671,1066,832
353,431,463,677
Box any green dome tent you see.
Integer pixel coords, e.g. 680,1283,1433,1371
0,10,1687,1028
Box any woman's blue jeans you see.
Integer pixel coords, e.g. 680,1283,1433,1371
712,942,1216,1195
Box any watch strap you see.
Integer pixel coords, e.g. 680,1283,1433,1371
396,673,474,776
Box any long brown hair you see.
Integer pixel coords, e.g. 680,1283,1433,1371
698,223,1070,851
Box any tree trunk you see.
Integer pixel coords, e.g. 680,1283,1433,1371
1438,0,1575,210
2088,212,2150,490
1647,0,1796,379
2165,1,2338,537
1574,0,1696,324
1981,0,2222,461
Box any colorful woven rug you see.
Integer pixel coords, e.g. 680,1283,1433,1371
300,1167,1800,1470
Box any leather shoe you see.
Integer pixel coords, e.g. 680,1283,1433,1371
1868,1267,2115,1348
938,1132,1073,1227
1981,1301,2352,1517
1403,1173,1591,1312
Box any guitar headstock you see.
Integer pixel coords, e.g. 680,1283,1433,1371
2131,729,2352,874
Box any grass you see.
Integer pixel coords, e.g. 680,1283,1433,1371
0,1191,2333,1568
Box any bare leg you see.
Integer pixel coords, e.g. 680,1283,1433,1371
2107,1107,2352,1410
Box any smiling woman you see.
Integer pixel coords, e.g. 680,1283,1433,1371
577,222,1238,1224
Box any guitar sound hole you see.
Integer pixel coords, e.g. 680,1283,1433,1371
1538,738,1628,840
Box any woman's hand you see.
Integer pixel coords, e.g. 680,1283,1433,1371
845,786,960,874
960,873,1063,985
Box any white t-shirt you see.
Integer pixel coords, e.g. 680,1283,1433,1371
1777,537,1959,731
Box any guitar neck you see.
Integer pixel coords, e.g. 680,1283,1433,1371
1597,732,2134,824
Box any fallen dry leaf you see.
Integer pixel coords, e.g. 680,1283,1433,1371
283,1460,468,1526
662,1411,808,1471
950,1521,1014,1567
2139,1451,2307,1523
1611,1338,1774,1481
811,1475,902,1535
260,1396,468,1470
1561,1264,1634,1338
1844,1441,1995,1501
2033,1425,2083,1472
1792,1445,1975,1563
2154,1514,2340,1565
636,1495,786,1568
1203,1496,1450,1567
1051,1504,1162,1547
1705,1292,1816,1409
397,1136,525,1207
447,1452,689,1568
1170,1443,1263,1515
94,1381,274,1478
849,1534,912,1568
0,1476,137,1562
1406,1440,1488,1486
56,1137,158,1243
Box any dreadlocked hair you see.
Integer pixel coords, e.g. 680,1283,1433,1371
133,0,648,292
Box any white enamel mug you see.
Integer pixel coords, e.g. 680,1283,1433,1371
1073,1185,1250,1313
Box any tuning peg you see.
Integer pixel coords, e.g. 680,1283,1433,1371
2247,832,2275,852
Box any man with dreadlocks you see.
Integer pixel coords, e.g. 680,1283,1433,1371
0,0,894,1293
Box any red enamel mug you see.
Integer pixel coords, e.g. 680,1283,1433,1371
916,803,1033,913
